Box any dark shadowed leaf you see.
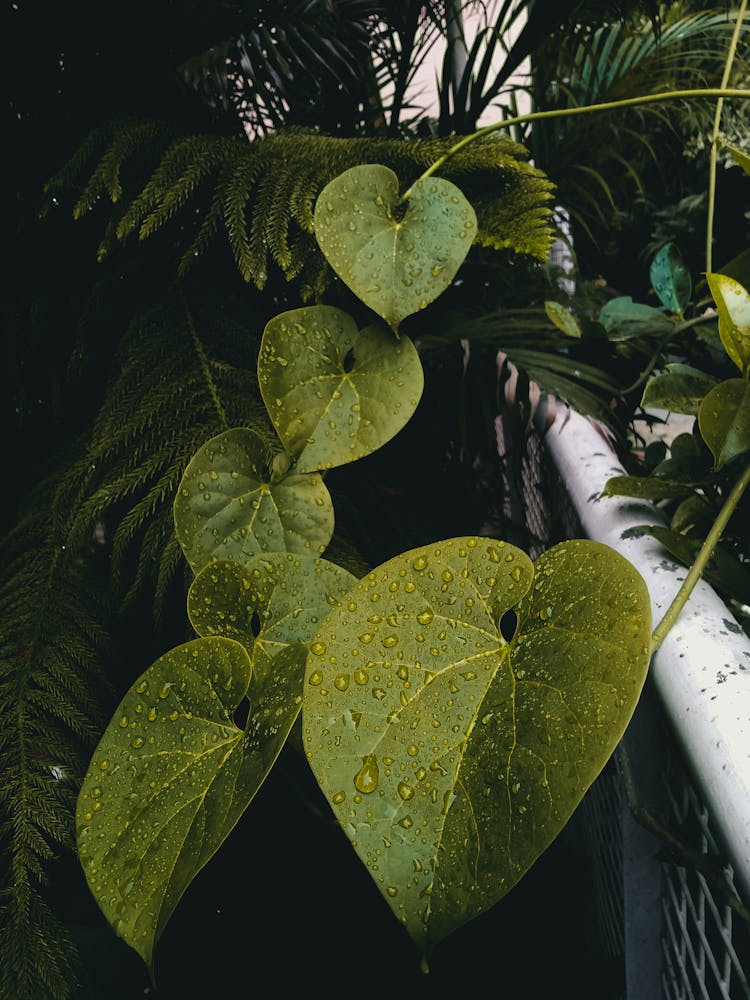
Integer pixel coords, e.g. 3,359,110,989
698,378,750,469
598,296,672,340
303,537,651,957
641,364,718,416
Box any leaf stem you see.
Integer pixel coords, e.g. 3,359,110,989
399,88,750,201
706,0,747,274
621,312,716,396
650,456,750,653
181,294,229,431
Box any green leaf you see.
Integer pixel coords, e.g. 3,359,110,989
187,552,358,683
313,165,477,332
641,364,718,416
670,495,713,533
705,273,750,375
258,305,424,473
601,475,694,501
302,537,651,957
544,300,582,338
173,427,334,572
649,243,691,314
598,296,672,340
698,378,750,469
651,431,712,483
76,636,305,974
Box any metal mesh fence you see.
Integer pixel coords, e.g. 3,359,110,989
500,422,750,999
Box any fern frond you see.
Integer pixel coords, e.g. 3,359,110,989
50,122,556,297
64,296,276,613
0,497,111,1000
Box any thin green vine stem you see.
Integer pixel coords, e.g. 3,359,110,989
400,87,750,200
621,312,716,396
650,456,750,654
706,0,748,274
181,293,229,431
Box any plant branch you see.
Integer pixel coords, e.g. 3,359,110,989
706,0,747,274
650,456,750,653
399,88,750,200
621,311,717,396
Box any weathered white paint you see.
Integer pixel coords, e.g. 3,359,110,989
544,405,750,901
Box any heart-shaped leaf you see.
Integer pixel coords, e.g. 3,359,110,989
649,243,691,314
302,537,651,958
174,427,334,572
698,378,750,469
258,306,424,472
313,165,477,331
706,273,750,375
187,552,358,682
76,636,305,974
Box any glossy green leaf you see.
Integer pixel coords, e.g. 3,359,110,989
173,427,334,572
76,636,305,973
670,495,712,533
258,306,424,473
544,300,582,338
313,165,477,331
187,552,358,683
641,364,718,416
706,273,750,375
649,243,691,314
598,296,671,341
698,378,750,469
601,475,694,501
302,537,651,957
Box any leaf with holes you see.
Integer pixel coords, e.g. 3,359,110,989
706,273,750,376
302,537,651,959
649,243,691,314
698,378,750,469
174,427,334,572
313,165,477,331
76,636,305,975
187,552,358,683
258,306,424,472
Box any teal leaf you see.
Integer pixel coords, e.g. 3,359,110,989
641,364,718,416
649,243,691,313
313,165,477,332
258,305,424,473
544,300,582,338
698,378,750,469
303,537,651,957
76,636,305,974
598,296,672,340
173,427,334,572
705,273,750,376
187,552,358,683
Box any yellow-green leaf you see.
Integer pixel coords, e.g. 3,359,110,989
302,537,651,958
313,165,476,332
76,636,305,974
187,552,358,683
544,300,582,337
706,272,750,375
258,305,424,472
698,378,750,469
173,427,334,572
